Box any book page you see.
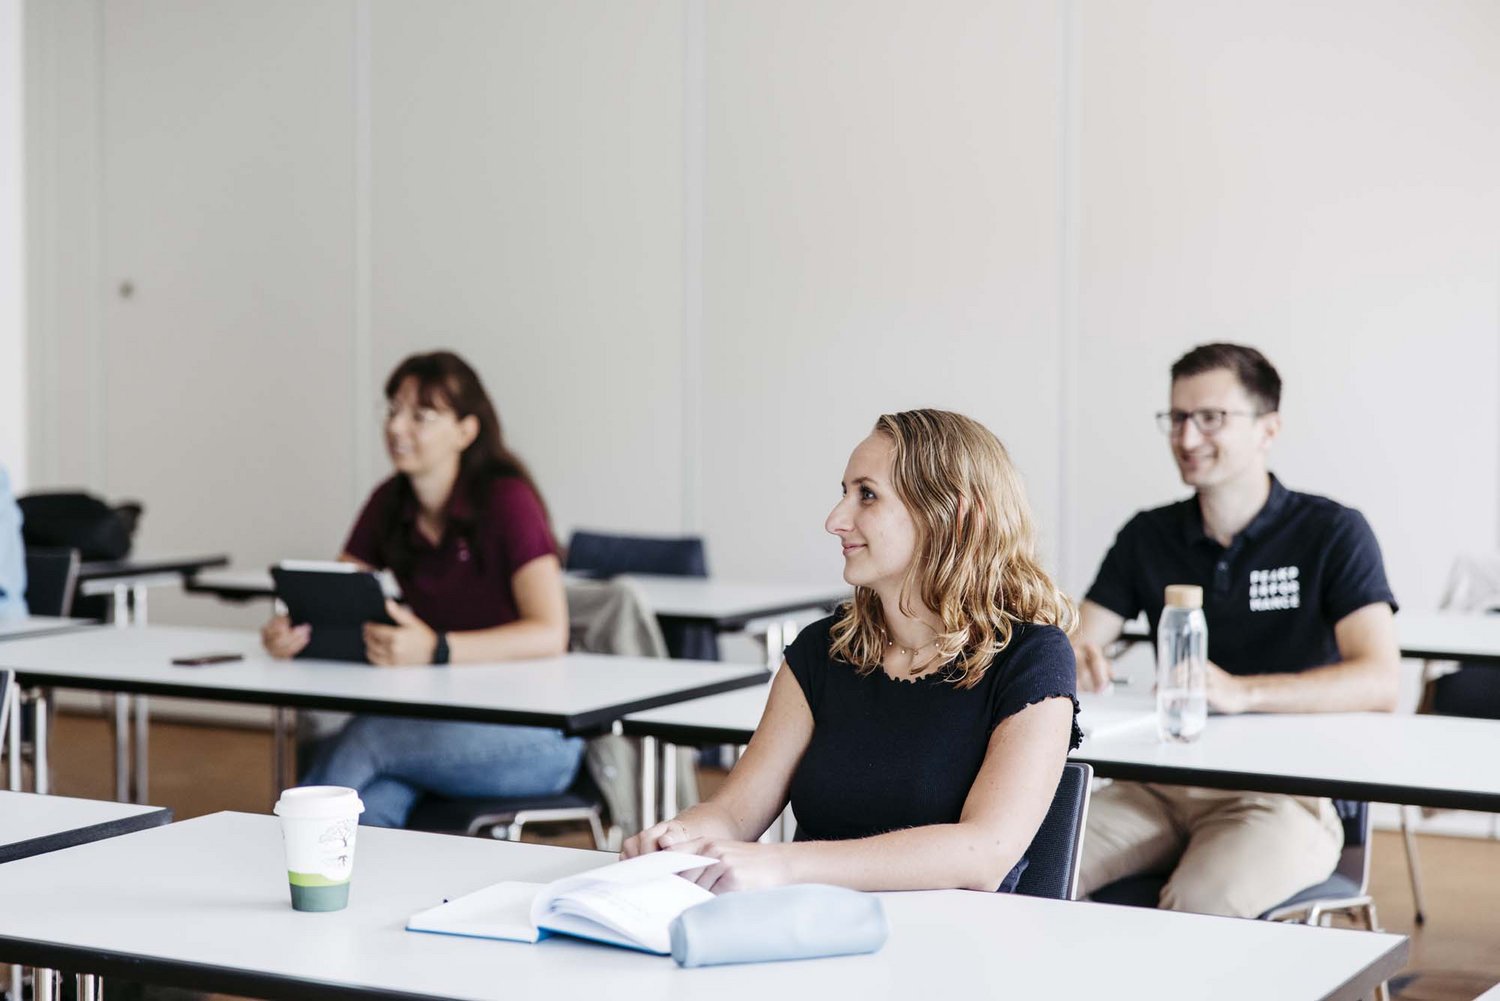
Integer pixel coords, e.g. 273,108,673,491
541,872,713,954
406,881,544,943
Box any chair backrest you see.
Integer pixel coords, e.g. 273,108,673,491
1014,761,1093,900
1330,798,1371,891
565,531,717,661
565,531,710,579
0,669,14,753
24,546,81,617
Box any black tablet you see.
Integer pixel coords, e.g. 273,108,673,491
271,561,398,663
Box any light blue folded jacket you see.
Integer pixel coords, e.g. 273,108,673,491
669,884,888,968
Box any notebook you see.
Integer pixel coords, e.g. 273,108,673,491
406,851,717,955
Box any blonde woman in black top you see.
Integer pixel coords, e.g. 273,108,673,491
623,409,1080,893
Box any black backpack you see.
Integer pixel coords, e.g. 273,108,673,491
19,492,143,562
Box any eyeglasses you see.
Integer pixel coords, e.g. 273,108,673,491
1154,408,1263,435
381,403,450,428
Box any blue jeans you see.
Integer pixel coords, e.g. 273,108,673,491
301,717,585,828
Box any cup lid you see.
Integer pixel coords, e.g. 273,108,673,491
274,785,365,819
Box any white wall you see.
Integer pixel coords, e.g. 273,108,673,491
23,0,1500,628
0,0,24,487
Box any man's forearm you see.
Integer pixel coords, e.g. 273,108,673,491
1235,657,1400,714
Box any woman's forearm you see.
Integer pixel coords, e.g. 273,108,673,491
672,799,758,843
447,618,568,663
783,823,1027,893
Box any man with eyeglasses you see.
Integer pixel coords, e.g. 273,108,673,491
1073,342,1400,918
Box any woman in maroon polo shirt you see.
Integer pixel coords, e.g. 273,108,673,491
261,351,579,828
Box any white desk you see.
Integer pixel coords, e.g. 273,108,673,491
621,686,1154,825
0,792,171,1001
1395,610,1500,666
77,553,230,625
625,687,1500,812
1119,609,1500,666
1073,709,1500,812
72,553,231,803
0,791,169,865
188,568,849,667
0,625,767,801
0,617,93,642
0,812,1406,1001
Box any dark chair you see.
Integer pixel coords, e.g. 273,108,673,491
1014,762,1093,900
23,547,81,617
1091,798,1380,928
564,530,720,661
406,765,608,849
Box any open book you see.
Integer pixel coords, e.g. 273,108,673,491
406,851,716,955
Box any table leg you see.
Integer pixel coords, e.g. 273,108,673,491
639,735,658,831
129,583,152,803
661,740,679,820
272,707,292,792
8,964,20,1001
113,695,131,803
32,691,49,796
34,968,57,1001
132,695,150,803
5,687,19,792
76,973,100,1001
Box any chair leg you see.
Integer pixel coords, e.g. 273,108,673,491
1400,806,1427,925
587,812,608,851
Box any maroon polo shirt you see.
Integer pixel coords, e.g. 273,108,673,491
342,475,556,633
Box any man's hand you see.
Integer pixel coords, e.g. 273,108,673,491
1205,661,1253,714
1073,641,1113,694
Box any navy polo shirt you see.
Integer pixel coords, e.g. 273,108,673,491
1085,475,1397,676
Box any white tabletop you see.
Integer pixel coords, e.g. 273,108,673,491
1074,708,1500,811
622,685,1151,744
1120,609,1500,665
0,812,1405,1001
623,681,772,743
0,616,94,642
77,552,230,581
1395,610,1500,664
0,626,768,734
188,567,848,628
0,791,169,863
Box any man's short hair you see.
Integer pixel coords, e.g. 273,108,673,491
1170,343,1281,415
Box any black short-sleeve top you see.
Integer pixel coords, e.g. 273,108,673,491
1085,474,1396,675
783,614,1080,893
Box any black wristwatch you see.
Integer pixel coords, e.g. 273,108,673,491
432,632,450,665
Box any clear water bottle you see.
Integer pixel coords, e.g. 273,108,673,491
1156,584,1208,743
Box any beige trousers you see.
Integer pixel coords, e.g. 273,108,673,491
1079,782,1345,918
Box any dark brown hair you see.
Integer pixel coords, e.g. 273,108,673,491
1170,343,1281,415
379,351,547,577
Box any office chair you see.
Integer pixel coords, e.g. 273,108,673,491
404,577,671,849
23,547,81,618
1091,797,1390,999
564,530,720,661
1014,762,1094,900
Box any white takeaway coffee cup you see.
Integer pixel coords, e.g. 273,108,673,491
273,786,365,912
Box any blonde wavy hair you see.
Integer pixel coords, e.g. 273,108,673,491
828,409,1076,688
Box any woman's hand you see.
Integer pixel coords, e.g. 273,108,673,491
670,838,796,894
262,615,311,659
363,600,437,666
621,818,693,859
